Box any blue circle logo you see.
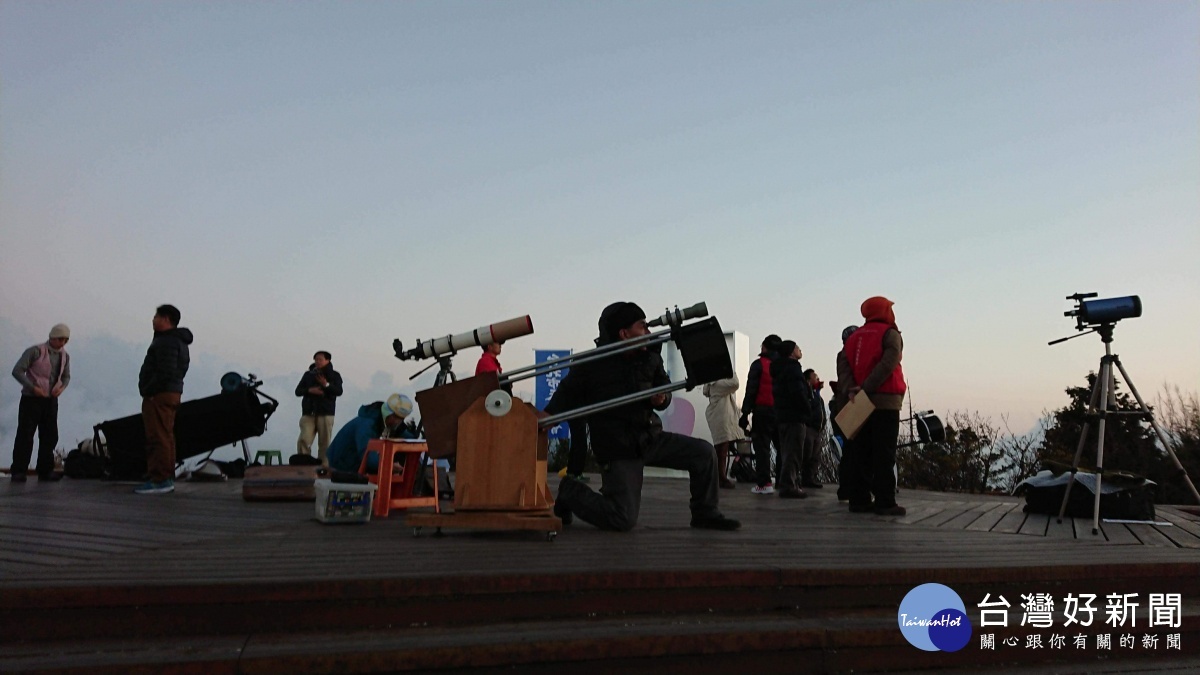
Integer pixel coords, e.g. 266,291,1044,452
898,583,972,652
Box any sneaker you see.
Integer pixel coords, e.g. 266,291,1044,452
848,501,875,513
874,504,907,516
778,488,808,499
38,473,63,482
719,478,736,490
553,500,573,526
133,480,175,495
751,483,775,495
691,513,741,531
800,480,823,489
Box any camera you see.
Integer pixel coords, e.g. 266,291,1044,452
1064,293,1142,331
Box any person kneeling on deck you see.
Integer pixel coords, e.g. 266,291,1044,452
327,394,416,473
546,302,740,532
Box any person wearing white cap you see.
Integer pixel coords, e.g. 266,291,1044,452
326,393,416,473
10,324,72,482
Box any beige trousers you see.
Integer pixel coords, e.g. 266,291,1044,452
298,415,335,465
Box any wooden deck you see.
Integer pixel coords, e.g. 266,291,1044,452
2,475,1198,673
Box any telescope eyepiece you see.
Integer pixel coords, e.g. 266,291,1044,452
647,302,709,329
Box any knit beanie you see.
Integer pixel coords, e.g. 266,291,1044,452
597,302,646,344
860,297,895,324
841,325,859,343
49,324,71,339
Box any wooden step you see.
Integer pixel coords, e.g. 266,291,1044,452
2,606,1197,674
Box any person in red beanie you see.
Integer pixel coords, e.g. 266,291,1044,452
842,296,907,516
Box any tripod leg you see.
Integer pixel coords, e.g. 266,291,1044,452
1090,359,1115,536
1113,358,1200,505
1058,370,1104,523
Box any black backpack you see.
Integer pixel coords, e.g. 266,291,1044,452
63,448,106,479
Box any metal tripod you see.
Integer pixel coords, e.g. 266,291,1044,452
1054,323,1200,534
406,353,457,497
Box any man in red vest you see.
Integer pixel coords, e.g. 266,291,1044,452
740,334,782,494
842,297,907,516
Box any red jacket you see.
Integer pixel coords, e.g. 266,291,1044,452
846,322,905,396
475,352,502,376
754,355,775,406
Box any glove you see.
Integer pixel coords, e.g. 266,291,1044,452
738,413,750,432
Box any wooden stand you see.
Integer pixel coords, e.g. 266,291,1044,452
360,439,440,518
406,382,561,540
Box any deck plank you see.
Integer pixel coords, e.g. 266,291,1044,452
991,505,1029,534
1017,512,1050,536
965,502,1020,532
1125,523,1179,547
1100,522,1141,545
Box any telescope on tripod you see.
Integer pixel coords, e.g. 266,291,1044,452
401,302,733,537
1049,293,1199,535
393,315,534,387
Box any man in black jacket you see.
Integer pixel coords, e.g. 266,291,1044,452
546,302,740,532
135,304,192,495
770,340,815,499
295,351,343,467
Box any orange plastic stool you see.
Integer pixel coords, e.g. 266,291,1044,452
360,439,440,518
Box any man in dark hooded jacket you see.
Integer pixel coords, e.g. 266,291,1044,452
135,304,193,495
771,340,816,499
546,302,740,532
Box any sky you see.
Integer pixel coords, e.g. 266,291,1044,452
1,1,1197,466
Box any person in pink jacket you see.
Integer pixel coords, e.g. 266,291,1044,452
10,324,72,482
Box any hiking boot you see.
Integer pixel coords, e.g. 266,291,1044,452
553,500,573,526
38,473,63,482
778,488,808,499
11,473,26,483
751,483,775,495
874,504,907,517
848,501,875,513
691,513,741,531
133,480,175,495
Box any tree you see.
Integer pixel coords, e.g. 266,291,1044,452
1150,385,1200,504
897,411,1004,494
1038,373,1159,476
1037,375,1200,504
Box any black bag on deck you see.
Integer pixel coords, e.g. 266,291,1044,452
1018,470,1156,521
63,449,105,479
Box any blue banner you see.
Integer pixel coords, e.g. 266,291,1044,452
534,349,571,440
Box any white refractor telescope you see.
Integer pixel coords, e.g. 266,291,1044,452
393,316,534,362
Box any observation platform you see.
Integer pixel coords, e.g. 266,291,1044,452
2,475,1198,674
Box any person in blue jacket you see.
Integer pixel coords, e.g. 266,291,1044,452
327,394,415,473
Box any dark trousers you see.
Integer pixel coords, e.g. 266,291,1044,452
557,432,721,532
845,409,900,508
831,419,852,499
750,406,777,487
12,396,59,476
566,420,589,476
142,392,181,482
776,422,807,492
